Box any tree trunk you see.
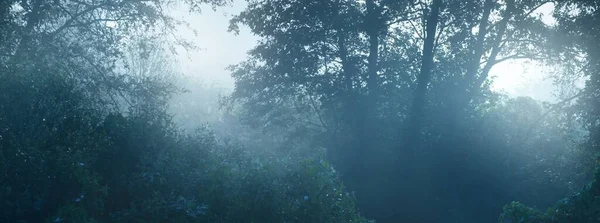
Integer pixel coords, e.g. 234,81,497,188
11,0,43,68
404,0,442,151
464,0,494,83
355,0,381,157
395,0,442,219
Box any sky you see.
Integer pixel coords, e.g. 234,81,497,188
170,1,565,102
488,2,559,102
170,2,256,89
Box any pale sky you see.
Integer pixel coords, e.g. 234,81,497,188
170,1,564,102
488,2,559,102
170,1,257,89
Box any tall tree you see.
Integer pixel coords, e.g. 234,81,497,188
227,0,569,222
0,0,228,221
405,0,442,151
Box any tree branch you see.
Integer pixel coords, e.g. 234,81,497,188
517,90,587,145
475,0,516,89
50,2,112,38
485,52,545,66
464,0,494,82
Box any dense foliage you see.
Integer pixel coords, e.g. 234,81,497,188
0,109,369,222
500,164,600,223
226,0,599,222
0,0,368,222
1,0,600,222
499,0,600,222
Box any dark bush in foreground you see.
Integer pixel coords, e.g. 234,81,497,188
0,110,370,223
499,162,600,223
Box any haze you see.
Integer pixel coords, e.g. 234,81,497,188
2,0,599,223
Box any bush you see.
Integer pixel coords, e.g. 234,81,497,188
499,160,600,223
0,108,370,223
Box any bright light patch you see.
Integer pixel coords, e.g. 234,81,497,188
489,60,526,95
490,60,557,102
488,2,558,102
106,21,117,28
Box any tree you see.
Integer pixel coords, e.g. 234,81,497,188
499,0,600,221
226,0,580,222
404,0,441,153
0,1,373,222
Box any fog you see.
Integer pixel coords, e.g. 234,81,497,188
170,2,567,104
2,0,599,223
171,2,255,89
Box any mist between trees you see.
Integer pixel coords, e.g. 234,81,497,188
1,0,600,222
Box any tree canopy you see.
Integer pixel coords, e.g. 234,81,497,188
1,0,600,222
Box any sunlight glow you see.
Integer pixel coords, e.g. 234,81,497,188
174,1,562,102
489,2,558,102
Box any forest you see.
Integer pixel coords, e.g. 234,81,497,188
1,0,599,222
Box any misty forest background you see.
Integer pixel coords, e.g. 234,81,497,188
1,0,600,222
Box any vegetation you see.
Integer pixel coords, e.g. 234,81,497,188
499,0,600,222
0,0,599,222
0,0,367,222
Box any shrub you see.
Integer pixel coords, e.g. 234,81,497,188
1,109,370,223
499,160,600,223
